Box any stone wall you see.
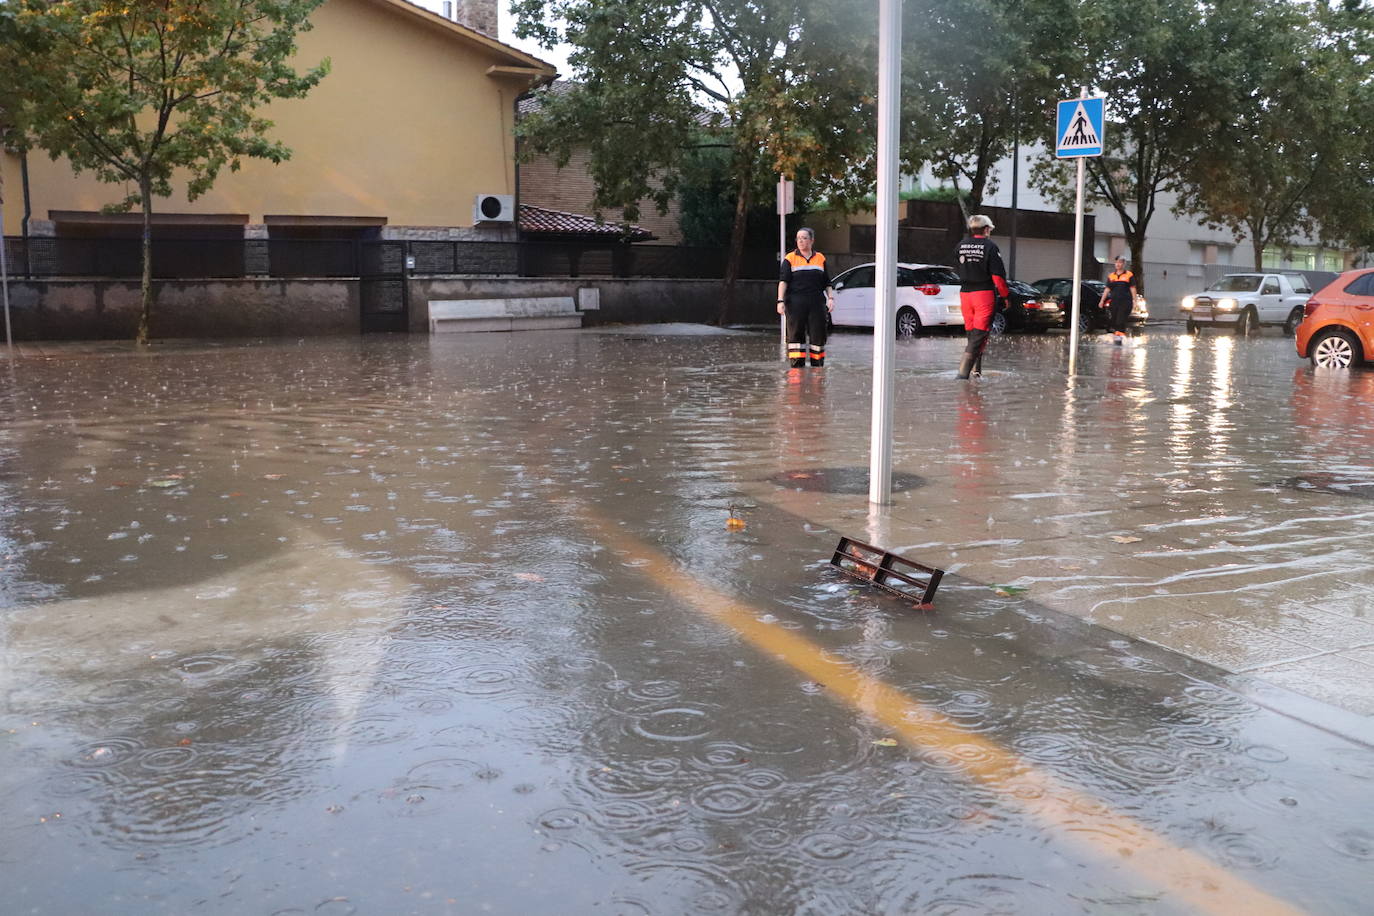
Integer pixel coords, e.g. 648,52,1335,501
4,279,359,340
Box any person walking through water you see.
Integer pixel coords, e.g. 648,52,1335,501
955,214,1009,379
777,227,834,368
1098,256,1138,345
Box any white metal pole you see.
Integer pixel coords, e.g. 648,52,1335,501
1067,86,1087,377
869,0,901,506
779,178,787,359
1,196,12,353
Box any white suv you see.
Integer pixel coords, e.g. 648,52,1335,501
1181,272,1313,336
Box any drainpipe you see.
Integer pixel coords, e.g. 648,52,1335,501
20,148,32,277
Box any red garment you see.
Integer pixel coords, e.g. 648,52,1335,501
960,289,997,332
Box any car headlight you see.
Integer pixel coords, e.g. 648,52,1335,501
1181,296,1194,310
1218,298,1238,310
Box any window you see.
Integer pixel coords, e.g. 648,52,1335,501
1344,273,1374,296
1322,252,1344,272
1283,273,1312,294
1209,275,1261,292
1215,245,1232,266
839,266,875,289
1262,279,1280,295
912,267,959,286
442,0,453,18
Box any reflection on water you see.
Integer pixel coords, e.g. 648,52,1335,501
0,332,1370,913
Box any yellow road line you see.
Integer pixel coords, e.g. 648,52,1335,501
579,505,1304,916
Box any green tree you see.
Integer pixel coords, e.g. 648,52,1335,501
904,0,1084,218
1305,0,1374,260
512,0,876,323
1030,0,1228,291
1,0,329,344
1174,0,1363,269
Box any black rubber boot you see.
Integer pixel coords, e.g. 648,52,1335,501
956,354,975,379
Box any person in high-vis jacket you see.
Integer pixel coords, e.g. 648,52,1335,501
777,228,835,368
1098,256,1138,344
954,214,1010,379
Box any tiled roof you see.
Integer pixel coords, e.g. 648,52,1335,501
520,204,655,240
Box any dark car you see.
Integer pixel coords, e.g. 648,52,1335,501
992,279,1064,334
1031,277,1149,333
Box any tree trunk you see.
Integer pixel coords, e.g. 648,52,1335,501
1127,233,1147,295
718,172,752,326
136,174,154,346
1251,235,1265,271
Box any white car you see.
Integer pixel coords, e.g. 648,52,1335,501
1181,272,1313,336
830,262,964,337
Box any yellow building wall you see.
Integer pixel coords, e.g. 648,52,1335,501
2,0,540,234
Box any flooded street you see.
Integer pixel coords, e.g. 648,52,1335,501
1,327,1372,914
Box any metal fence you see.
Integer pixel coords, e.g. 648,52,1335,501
1,236,786,282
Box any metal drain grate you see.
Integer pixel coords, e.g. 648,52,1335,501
769,467,925,494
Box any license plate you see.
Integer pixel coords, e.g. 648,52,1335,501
1192,307,1212,317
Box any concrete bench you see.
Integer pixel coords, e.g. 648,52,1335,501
428,296,583,333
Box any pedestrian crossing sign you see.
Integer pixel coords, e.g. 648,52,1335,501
1056,97,1105,158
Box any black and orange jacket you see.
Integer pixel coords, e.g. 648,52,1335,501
1105,270,1136,303
955,236,1009,297
779,250,831,299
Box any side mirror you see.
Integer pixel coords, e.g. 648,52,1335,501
833,282,845,291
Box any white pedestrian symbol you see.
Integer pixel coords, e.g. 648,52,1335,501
1059,102,1099,149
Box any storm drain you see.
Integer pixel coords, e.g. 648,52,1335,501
769,467,925,494
1275,475,1374,499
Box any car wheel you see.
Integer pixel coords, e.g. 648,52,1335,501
1077,310,1093,335
1283,307,1303,337
896,306,921,339
1186,318,1199,334
1310,329,1362,369
1234,307,1257,336
990,311,1008,336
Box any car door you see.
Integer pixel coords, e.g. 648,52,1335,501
831,265,875,327
1258,276,1283,322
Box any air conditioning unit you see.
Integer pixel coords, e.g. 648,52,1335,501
473,194,515,223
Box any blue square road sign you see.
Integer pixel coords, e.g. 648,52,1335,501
1056,97,1105,158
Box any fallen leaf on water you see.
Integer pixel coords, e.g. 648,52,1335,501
514,573,545,582
992,584,1028,596
1111,535,1142,544
150,479,179,488
263,474,283,480
725,517,747,531
872,738,899,747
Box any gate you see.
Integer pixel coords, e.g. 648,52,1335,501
358,241,409,333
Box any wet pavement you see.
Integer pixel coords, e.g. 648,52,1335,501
1,327,1373,914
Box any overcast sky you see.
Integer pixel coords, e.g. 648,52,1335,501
408,0,573,75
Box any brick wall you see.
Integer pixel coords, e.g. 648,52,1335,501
520,148,684,244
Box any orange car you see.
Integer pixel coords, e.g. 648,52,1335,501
1295,268,1374,368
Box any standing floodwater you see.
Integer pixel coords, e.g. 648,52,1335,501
1,329,1371,914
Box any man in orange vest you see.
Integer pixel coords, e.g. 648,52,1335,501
1098,256,1139,344
777,228,835,368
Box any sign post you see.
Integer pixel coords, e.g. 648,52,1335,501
1055,90,1105,377
869,0,901,506
777,177,794,360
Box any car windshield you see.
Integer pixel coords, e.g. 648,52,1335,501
1208,275,1262,292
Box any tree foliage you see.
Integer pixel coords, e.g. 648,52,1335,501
512,0,876,322
1174,0,1368,268
1,0,329,343
903,0,1083,216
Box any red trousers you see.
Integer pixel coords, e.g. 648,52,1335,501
960,290,996,332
